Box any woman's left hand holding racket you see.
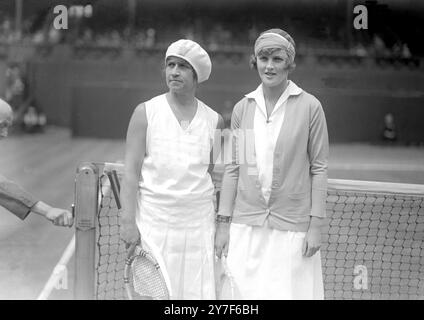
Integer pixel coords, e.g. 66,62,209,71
108,168,139,248
121,212,140,249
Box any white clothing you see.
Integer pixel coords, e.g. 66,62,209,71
227,223,324,300
135,94,218,299
246,81,302,203
226,81,324,300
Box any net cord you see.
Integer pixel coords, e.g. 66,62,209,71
98,162,424,195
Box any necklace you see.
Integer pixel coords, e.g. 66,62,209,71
168,100,197,130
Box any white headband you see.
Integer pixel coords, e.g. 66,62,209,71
254,32,295,58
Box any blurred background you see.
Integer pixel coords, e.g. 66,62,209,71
0,0,423,143
0,0,423,300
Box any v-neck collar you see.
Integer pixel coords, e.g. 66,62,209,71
164,94,200,132
245,81,302,119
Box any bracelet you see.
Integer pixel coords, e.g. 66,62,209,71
216,215,232,223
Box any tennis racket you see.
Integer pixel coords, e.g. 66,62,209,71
105,167,172,300
124,237,172,300
215,256,236,299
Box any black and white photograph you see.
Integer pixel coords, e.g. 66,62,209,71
0,0,423,305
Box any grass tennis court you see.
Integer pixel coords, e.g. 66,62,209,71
1,126,423,299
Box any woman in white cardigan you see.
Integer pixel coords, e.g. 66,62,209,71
215,28,329,299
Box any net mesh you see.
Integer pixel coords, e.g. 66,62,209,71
322,186,424,300
91,166,424,300
95,172,127,300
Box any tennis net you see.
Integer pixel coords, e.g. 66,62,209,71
74,162,424,300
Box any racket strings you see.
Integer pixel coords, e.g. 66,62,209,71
129,254,169,300
220,274,235,299
216,258,236,299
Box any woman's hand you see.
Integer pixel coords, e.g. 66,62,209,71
215,222,230,258
120,212,140,248
302,226,321,258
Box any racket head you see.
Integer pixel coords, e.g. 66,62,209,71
124,238,172,300
216,256,236,300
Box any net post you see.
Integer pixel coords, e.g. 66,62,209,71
74,162,99,300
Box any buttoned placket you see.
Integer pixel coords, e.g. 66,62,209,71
240,82,303,225
253,91,287,207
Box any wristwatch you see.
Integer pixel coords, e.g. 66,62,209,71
216,215,232,223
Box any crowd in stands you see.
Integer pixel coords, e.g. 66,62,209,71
0,11,419,59
350,34,412,59
0,14,247,50
3,62,47,134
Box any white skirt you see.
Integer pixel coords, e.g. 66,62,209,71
227,223,324,300
136,202,216,300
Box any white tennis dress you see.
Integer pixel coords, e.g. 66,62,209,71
135,94,218,300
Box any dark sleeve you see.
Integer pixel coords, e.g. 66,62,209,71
0,174,38,220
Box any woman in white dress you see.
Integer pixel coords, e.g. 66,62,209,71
120,39,224,299
215,28,329,299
